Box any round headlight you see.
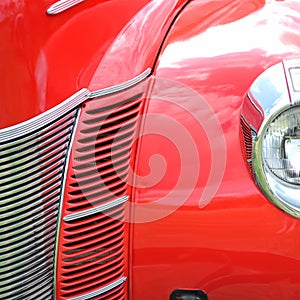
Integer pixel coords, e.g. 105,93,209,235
241,60,300,218
263,106,300,185
253,104,300,218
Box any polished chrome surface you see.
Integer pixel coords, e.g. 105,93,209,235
248,62,290,124
64,195,129,221
53,109,81,300
47,0,85,15
0,108,78,299
89,68,151,99
68,277,127,300
0,89,89,143
283,59,300,104
241,60,300,218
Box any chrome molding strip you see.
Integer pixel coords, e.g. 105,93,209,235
89,68,151,99
53,108,81,300
63,195,129,222
47,0,84,15
0,89,90,143
283,59,300,105
247,94,264,117
68,277,127,300
0,69,152,143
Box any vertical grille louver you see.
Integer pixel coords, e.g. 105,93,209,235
0,109,78,300
57,82,148,300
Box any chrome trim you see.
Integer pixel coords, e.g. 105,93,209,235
283,59,300,105
47,0,84,15
0,89,90,143
249,62,290,121
68,277,127,300
63,195,129,221
0,68,152,142
247,93,264,117
89,68,151,99
53,108,81,300
252,104,300,217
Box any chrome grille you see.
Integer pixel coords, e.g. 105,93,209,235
0,109,78,300
0,71,150,300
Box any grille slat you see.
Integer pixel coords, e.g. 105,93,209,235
1,237,55,269
0,147,67,185
240,114,256,174
0,247,53,277
72,156,129,179
61,246,124,276
76,130,134,157
0,161,64,197
0,272,53,299
63,223,124,249
0,170,63,200
0,127,71,166
0,179,60,207
1,221,57,254
77,122,136,153
1,257,53,289
1,195,59,229
1,208,58,242
0,114,74,156
61,268,124,296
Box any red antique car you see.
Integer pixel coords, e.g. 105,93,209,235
1,0,300,299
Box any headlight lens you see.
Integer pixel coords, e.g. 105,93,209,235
263,106,300,185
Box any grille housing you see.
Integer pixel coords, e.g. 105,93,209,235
56,82,148,300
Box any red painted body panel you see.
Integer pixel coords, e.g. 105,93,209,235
0,0,186,129
3,0,300,299
0,0,146,128
132,0,300,299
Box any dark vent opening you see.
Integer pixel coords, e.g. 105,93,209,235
240,115,255,175
85,93,142,115
83,101,141,125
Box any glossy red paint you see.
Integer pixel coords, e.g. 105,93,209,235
0,0,188,129
131,0,300,299
3,0,300,299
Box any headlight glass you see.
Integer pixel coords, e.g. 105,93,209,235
263,106,300,185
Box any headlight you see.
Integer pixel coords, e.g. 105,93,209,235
241,60,300,218
263,106,300,185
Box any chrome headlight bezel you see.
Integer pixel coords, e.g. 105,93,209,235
241,59,300,218
253,104,300,218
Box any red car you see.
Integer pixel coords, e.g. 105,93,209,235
1,0,300,299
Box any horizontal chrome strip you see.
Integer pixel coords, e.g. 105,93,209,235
0,69,151,143
0,89,90,143
89,68,151,99
47,0,84,15
63,195,129,222
68,277,126,300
